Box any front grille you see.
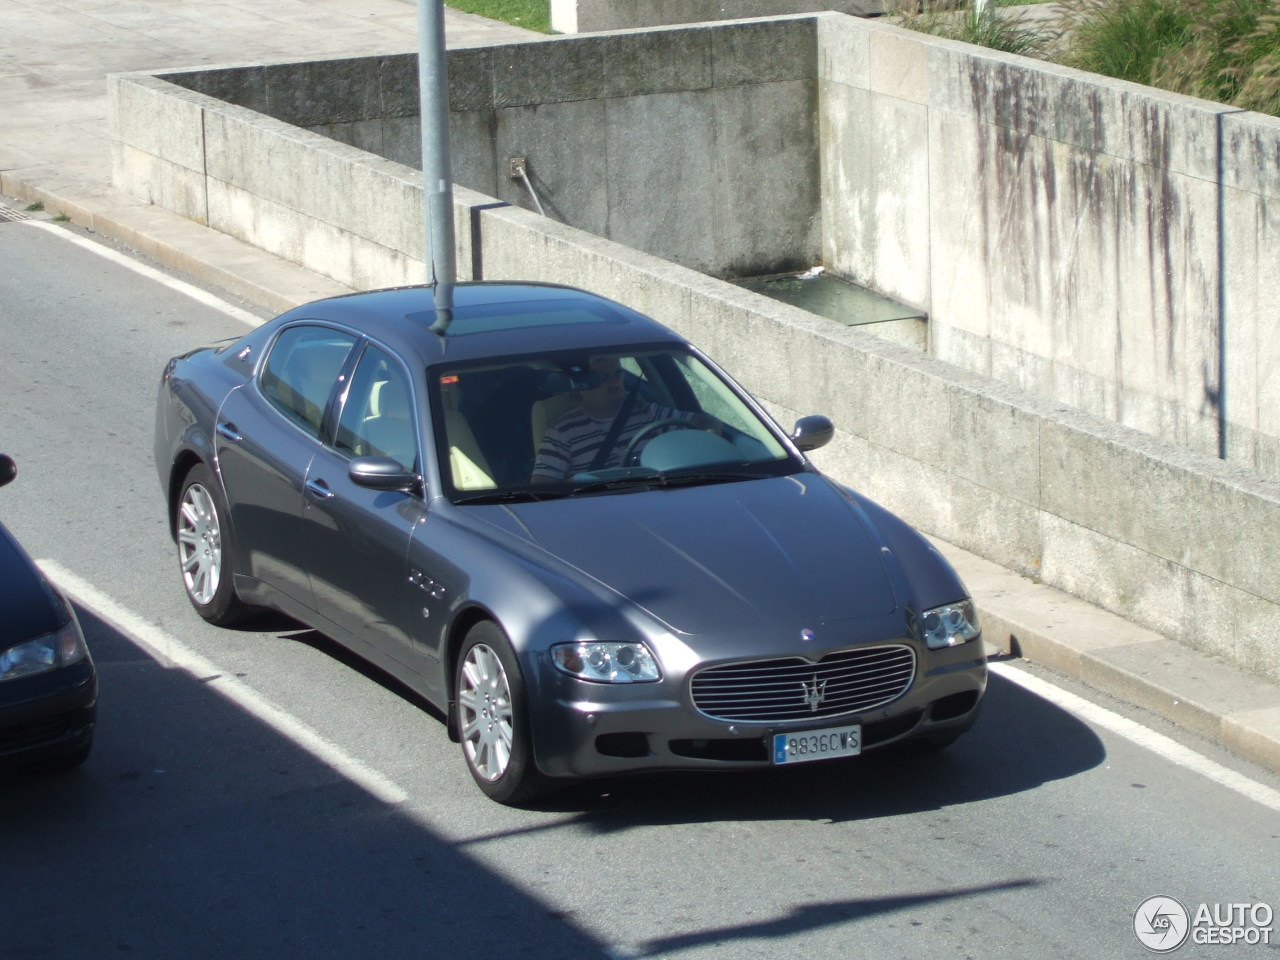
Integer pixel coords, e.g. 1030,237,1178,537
690,644,916,723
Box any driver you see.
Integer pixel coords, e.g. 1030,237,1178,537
532,355,721,483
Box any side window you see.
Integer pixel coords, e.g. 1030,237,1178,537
261,326,357,436
334,346,418,472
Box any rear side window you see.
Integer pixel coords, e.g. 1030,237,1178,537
260,326,357,436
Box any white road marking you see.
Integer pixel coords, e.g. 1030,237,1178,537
23,220,264,328
40,560,408,806
990,661,1280,813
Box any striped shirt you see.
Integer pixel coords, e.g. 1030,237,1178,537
533,401,693,481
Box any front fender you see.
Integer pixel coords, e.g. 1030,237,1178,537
839,485,970,612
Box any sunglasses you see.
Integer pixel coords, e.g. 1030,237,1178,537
576,367,624,389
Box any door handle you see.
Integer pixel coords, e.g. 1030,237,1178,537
215,421,243,443
305,477,335,500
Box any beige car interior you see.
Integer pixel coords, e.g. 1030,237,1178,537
438,378,497,490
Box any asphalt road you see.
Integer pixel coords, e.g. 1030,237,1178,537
1,219,1277,960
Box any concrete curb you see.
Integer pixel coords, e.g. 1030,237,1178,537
942,538,1280,774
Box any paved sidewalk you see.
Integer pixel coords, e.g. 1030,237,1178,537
0,0,535,307
2,1,1278,778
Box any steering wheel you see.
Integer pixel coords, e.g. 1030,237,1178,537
620,418,692,465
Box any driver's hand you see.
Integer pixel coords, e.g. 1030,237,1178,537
691,413,724,436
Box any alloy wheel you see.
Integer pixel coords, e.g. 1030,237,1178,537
178,482,222,606
458,642,514,782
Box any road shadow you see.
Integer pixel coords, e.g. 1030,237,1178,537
0,608,1111,960
273,623,1106,830
279,625,448,725
628,878,1046,957
0,606,603,960
538,669,1106,828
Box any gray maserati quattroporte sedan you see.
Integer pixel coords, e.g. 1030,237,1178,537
155,282,985,803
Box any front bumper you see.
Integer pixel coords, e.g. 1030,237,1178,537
0,659,97,769
525,640,987,780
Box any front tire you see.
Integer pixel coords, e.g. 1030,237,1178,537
176,463,255,626
455,622,552,805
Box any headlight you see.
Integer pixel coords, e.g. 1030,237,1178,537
0,594,88,682
550,641,661,683
920,600,981,650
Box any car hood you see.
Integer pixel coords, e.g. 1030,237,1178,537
486,474,900,637
0,522,59,648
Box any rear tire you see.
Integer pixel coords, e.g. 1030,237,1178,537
455,622,554,805
176,464,256,626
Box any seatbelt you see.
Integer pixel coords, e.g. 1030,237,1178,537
588,382,641,471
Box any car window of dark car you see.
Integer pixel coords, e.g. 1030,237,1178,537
260,326,357,437
333,345,418,472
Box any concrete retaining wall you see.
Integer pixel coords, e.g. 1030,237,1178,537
109,66,431,291
469,204,1280,685
138,21,823,281
817,15,1280,482
108,15,1280,684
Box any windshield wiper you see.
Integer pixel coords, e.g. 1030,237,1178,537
570,475,662,495
453,488,570,505
649,470,756,489
571,469,755,496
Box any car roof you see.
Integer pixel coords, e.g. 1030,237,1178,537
272,282,688,366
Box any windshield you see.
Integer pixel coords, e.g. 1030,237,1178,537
429,345,798,503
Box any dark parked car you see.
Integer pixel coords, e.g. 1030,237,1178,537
155,282,986,803
0,454,97,772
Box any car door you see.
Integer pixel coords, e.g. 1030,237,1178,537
301,342,434,676
215,324,357,609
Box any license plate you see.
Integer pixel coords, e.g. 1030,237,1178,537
772,724,862,765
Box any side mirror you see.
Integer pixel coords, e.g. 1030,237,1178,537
349,456,418,492
0,454,15,489
790,415,835,453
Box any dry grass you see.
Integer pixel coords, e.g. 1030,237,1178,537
895,0,1280,116
1059,0,1280,114
893,0,1062,58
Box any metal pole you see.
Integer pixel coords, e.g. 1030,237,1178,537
417,0,455,287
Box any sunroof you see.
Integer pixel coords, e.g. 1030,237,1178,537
407,298,627,335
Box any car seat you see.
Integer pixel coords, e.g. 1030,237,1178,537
439,379,496,490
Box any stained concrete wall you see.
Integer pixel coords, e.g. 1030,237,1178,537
108,14,1280,684
818,15,1280,479
468,203,1280,685
149,21,823,281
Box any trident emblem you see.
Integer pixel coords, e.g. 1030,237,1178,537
801,676,827,712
